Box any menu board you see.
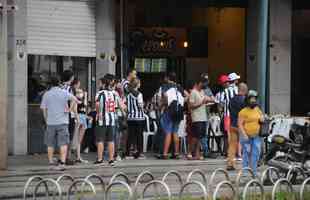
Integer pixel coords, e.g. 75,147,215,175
135,58,167,73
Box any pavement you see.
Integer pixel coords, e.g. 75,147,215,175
0,153,261,199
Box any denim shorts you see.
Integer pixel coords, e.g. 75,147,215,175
160,112,180,134
45,124,70,147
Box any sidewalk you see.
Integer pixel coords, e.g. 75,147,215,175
0,153,238,199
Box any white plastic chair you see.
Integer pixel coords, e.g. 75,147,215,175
178,115,187,155
143,114,158,153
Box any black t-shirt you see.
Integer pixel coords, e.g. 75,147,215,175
229,95,246,128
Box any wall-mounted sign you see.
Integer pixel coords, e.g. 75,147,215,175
129,28,187,57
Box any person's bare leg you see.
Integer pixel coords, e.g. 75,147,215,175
163,134,172,156
59,145,67,163
195,142,201,159
77,126,86,160
173,133,180,155
47,147,54,163
97,142,104,161
108,142,115,161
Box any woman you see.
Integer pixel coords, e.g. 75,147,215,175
71,79,89,163
238,90,264,175
126,78,145,159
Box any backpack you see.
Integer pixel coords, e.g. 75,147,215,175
167,87,184,123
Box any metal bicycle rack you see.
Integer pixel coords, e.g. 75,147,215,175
286,165,306,182
142,180,172,200
235,167,256,193
260,167,280,185
67,179,96,200
133,170,155,198
186,169,207,186
272,178,295,200
85,173,106,192
213,180,236,200
33,178,62,200
56,174,75,196
105,181,133,200
208,168,230,193
162,170,183,190
23,176,45,200
109,172,130,185
242,179,265,200
299,177,310,200
179,181,208,200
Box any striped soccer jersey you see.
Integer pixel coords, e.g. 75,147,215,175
96,89,117,126
127,92,145,121
223,84,238,116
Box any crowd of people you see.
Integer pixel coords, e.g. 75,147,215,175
40,68,265,175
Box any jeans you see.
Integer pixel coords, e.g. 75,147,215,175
240,135,261,175
200,121,209,156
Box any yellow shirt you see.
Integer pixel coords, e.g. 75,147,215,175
238,107,263,137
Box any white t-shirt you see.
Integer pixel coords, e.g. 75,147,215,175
190,89,207,122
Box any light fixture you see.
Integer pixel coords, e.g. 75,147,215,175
160,41,164,47
183,41,188,48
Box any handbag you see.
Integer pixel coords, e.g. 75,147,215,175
259,119,271,137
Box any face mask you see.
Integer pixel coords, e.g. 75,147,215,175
249,102,258,109
203,80,209,89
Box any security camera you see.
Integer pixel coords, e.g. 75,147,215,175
0,3,3,10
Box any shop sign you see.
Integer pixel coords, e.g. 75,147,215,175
130,28,186,57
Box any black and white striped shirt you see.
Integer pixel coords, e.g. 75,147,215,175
97,90,117,126
127,92,145,121
223,84,238,116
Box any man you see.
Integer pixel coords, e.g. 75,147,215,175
223,73,241,155
189,78,213,159
215,74,230,156
121,67,139,97
227,83,248,170
95,74,117,166
200,73,215,158
159,72,184,159
40,76,80,170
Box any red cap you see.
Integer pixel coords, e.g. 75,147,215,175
218,75,229,85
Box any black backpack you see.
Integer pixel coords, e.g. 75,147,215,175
167,88,184,123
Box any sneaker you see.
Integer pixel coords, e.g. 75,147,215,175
94,160,104,166
76,158,89,164
108,160,115,167
57,164,66,171
156,154,168,160
65,159,75,166
227,166,236,171
116,155,122,161
171,154,180,160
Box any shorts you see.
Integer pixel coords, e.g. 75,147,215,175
224,116,231,133
45,124,70,147
160,112,180,134
79,114,88,128
191,122,207,139
95,125,115,143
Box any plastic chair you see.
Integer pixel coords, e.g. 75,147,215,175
143,114,158,153
178,116,187,155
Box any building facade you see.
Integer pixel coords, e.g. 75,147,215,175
5,0,306,155
8,0,117,155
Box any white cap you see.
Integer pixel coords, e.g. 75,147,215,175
228,72,240,81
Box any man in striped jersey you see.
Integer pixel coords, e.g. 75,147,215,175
126,78,145,159
121,67,139,97
215,74,230,156
95,74,117,166
223,73,240,155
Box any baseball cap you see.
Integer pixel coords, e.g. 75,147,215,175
218,75,229,85
228,72,241,81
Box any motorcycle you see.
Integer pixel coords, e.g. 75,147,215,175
265,117,310,183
